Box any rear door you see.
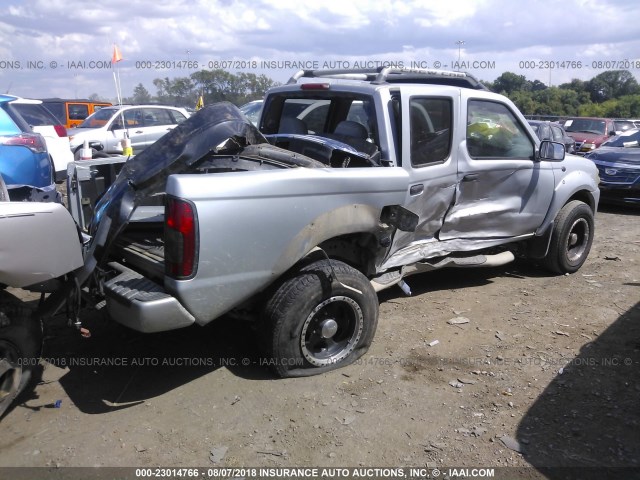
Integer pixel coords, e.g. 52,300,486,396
388,87,459,255
439,94,554,239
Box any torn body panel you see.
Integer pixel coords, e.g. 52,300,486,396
88,103,269,248
164,167,409,324
379,234,529,271
389,180,456,256
440,152,555,240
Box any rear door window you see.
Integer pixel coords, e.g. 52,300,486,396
142,108,174,126
410,97,452,166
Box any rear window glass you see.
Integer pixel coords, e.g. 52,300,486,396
68,104,90,120
42,102,65,123
270,97,376,141
12,103,59,127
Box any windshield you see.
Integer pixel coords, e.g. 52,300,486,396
614,120,635,133
563,118,606,135
601,129,640,147
77,108,119,128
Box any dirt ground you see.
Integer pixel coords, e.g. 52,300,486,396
1,205,639,478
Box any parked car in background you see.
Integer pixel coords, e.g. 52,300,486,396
238,100,263,125
40,98,112,129
528,120,576,154
68,105,189,158
613,119,636,135
585,128,640,205
563,117,616,155
1,96,74,181
0,96,58,202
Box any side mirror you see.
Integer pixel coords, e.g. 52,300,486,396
538,140,565,162
609,131,616,136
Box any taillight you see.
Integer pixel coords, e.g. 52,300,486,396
165,196,198,279
54,124,67,137
0,133,47,153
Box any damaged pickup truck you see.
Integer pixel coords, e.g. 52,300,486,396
1,68,599,415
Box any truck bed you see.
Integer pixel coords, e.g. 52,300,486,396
114,226,165,283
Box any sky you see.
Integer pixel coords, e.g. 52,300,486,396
1,0,639,101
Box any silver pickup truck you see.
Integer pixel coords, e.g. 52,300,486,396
1,68,599,414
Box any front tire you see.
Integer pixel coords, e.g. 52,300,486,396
263,259,379,378
543,200,594,274
0,302,42,418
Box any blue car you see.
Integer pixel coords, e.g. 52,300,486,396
586,128,640,205
0,95,59,202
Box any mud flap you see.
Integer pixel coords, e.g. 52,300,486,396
525,222,554,259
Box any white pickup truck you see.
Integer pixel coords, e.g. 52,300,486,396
1,68,599,417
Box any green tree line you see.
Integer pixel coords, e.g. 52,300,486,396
94,68,639,118
116,69,279,109
484,70,640,118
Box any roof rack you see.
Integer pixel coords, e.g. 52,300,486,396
286,66,488,90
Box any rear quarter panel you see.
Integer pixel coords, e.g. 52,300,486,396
165,167,409,324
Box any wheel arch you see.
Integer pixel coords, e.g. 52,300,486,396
537,186,598,236
566,189,597,213
271,204,389,277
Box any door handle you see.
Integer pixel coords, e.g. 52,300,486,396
135,130,143,134
409,184,424,195
462,173,479,182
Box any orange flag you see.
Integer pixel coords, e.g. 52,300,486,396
112,44,123,63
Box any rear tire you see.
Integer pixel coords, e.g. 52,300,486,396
0,302,42,418
263,259,378,378
543,200,594,274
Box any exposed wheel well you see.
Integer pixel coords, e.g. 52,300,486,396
567,190,597,213
316,233,380,276
231,232,381,321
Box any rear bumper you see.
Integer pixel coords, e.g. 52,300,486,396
103,262,195,333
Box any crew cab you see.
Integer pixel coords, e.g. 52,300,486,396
4,68,599,406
